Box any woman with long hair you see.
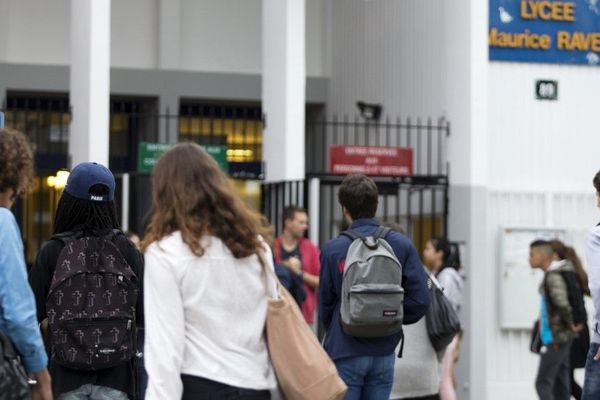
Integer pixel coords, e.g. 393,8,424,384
422,237,464,400
549,240,590,400
29,162,144,400
141,142,277,400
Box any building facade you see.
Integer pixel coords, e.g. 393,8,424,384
2,1,600,398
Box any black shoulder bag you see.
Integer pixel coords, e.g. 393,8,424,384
425,273,462,353
0,330,31,400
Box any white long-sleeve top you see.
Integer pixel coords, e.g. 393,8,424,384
586,225,600,344
144,232,277,400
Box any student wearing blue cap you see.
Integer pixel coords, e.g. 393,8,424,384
29,162,144,400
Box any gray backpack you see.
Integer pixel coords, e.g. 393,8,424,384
340,227,404,338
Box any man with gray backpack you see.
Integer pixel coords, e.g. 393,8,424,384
319,174,430,399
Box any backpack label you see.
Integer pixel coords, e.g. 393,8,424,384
383,310,398,317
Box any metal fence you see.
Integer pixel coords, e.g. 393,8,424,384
261,180,307,236
2,98,264,263
2,95,450,257
306,115,450,179
263,115,450,249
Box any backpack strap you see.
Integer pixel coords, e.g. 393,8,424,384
397,330,405,358
341,229,363,241
341,228,382,250
50,231,79,245
373,226,391,240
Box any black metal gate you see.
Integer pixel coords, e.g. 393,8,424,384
261,116,450,251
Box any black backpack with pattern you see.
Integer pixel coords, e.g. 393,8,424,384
46,231,138,371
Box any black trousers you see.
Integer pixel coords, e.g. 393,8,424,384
535,343,571,400
181,375,271,400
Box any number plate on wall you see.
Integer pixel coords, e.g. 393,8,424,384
535,80,558,101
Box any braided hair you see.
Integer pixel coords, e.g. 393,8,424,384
53,184,120,234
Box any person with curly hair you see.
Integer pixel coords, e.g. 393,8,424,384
0,128,53,399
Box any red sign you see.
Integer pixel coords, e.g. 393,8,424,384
329,145,413,176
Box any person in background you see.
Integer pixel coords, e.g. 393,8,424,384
142,143,277,400
125,231,141,250
529,240,575,400
582,170,600,400
549,240,589,400
0,128,52,400
125,230,147,399
422,237,464,400
29,162,144,400
319,174,429,399
388,224,442,400
273,206,320,328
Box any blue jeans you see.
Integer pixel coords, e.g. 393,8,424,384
335,354,395,400
583,342,600,400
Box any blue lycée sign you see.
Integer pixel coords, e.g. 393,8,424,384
489,0,600,65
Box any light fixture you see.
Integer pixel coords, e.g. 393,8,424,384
356,101,383,121
47,170,69,189
226,149,253,158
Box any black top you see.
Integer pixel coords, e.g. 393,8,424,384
281,245,300,263
28,230,144,398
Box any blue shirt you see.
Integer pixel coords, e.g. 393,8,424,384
318,218,430,361
540,294,554,345
0,208,48,372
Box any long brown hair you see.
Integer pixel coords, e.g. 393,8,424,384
141,142,270,258
549,240,590,296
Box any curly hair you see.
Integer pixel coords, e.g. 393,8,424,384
141,142,270,259
0,128,34,195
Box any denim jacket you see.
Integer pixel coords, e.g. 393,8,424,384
0,208,47,372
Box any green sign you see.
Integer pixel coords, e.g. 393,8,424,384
138,142,171,173
138,142,229,173
201,145,229,172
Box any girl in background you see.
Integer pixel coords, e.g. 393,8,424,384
423,237,464,400
549,240,589,400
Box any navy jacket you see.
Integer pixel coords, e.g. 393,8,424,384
319,218,430,361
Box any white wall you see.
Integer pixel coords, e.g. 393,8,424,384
327,0,447,118
486,190,597,400
2,0,70,65
111,0,158,69
485,61,600,399
0,0,327,76
489,63,600,192
179,0,261,74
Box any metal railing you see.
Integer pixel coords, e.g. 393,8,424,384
306,115,450,181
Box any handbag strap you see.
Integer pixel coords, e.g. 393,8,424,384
256,249,280,300
428,271,444,292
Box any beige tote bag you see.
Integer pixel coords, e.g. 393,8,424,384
261,254,347,400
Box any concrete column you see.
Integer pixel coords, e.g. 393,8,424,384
69,0,111,168
262,0,306,182
443,0,490,399
158,0,181,69
121,173,130,231
159,93,179,145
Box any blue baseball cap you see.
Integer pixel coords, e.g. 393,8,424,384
64,162,115,202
